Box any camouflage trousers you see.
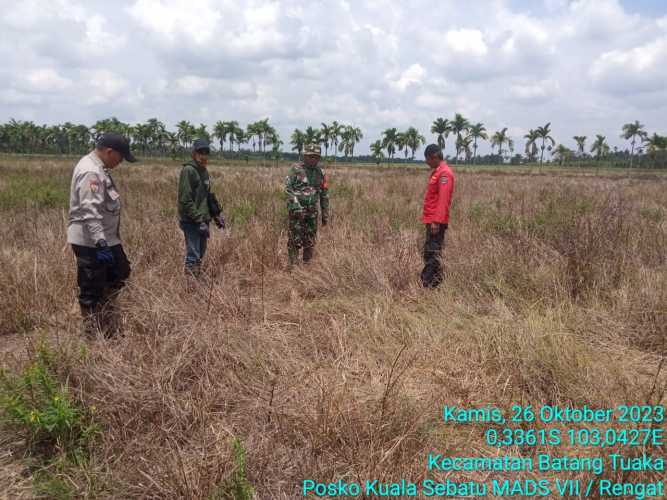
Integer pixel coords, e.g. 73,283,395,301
288,212,318,265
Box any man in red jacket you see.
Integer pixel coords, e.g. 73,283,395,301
421,144,455,288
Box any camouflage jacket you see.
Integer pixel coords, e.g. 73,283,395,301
285,162,329,216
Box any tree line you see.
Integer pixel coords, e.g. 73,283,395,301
0,116,665,168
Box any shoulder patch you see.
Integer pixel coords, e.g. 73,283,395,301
90,180,100,193
439,176,448,184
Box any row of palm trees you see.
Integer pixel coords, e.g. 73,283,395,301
525,120,667,168
371,115,665,168
289,122,363,161
1,116,665,167
0,117,283,158
370,127,426,162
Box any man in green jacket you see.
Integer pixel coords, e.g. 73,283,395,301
177,138,223,277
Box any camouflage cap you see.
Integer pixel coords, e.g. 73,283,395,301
304,143,321,156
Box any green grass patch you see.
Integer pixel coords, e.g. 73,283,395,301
227,199,257,226
0,174,69,209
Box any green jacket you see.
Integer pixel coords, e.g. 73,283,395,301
178,161,211,223
284,162,329,217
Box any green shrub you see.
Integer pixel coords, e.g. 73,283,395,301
211,438,255,500
0,343,97,459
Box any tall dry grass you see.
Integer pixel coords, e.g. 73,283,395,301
0,156,665,498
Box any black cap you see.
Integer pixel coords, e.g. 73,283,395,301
192,138,210,154
97,133,137,163
424,144,441,158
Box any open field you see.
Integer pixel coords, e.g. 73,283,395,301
0,156,666,498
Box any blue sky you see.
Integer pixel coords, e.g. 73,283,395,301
1,0,666,156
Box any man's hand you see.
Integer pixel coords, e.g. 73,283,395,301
430,223,440,236
214,214,226,230
198,222,210,238
95,239,114,264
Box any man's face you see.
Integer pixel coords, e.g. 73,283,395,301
193,149,209,167
100,148,123,169
425,154,441,169
304,154,320,167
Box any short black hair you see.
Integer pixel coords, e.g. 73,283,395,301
424,144,443,159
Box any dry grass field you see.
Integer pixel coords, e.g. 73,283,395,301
0,156,665,498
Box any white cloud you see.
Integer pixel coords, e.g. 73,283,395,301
86,70,129,104
590,37,667,94
127,0,222,45
173,75,256,98
25,69,72,92
391,64,426,92
509,80,560,102
567,0,639,40
445,29,488,57
0,88,43,105
84,15,126,53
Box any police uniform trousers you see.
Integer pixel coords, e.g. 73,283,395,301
71,244,131,308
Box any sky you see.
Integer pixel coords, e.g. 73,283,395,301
1,0,666,156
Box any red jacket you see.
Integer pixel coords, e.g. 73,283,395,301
422,161,455,224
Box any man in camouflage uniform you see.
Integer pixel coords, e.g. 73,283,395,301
285,143,329,267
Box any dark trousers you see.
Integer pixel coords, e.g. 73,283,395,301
421,224,447,288
72,244,131,308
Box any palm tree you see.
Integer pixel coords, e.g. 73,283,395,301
524,129,539,162
468,123,487,163
405,126,425,159
430,118,451,154
642,133,666,168
231,125,245,153
573,135,587,158
370,140,384,166
304,126,321,146
396,131,408,161
450,113,469,163
382,127,398,161
213,120,229,155
264,129,282,161
552,144,572,166
535,122,555,166
176,120,195,150
226,121,239,152
165,131,179,159
246,123,258,152
459,135,474,162
338,125,363,159
491,128,512,162
320,122,333,158
291,129,305,158
621,120,646,168
255,118,271,153
330,121,343,164
590,134,609,160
